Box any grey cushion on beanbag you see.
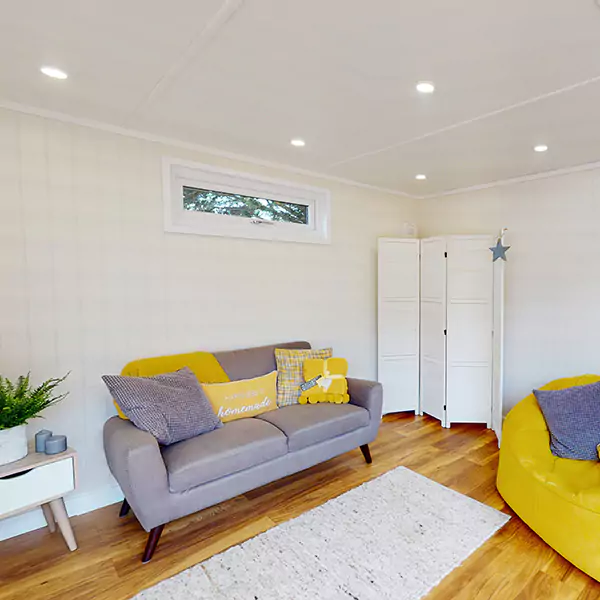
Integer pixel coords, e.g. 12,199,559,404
533,381,600,461
102,367,222,445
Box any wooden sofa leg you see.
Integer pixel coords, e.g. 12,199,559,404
360,444,372,464
119,498,130,518
142,525,165,563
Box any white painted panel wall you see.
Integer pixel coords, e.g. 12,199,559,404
0,107,417,540
417,168,600,416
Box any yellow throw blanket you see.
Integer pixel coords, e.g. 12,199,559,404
299,357,350,405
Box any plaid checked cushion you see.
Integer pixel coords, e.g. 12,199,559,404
275,347,332,407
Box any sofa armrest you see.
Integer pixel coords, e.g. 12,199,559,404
347,378,383,424
103,416,170,530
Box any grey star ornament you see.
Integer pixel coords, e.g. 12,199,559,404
490,239,510,262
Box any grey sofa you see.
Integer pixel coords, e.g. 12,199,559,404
103,341,383,562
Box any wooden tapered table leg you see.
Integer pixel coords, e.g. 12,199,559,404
49,498,77,551
41,503,56,532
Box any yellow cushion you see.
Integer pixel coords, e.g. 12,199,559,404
299,358,350,405
202,371,278,423
274,348,332,407
497,374,600,580
114,351,229,419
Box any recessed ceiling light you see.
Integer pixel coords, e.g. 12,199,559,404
534,144,548,153
290,139,306,147
41,66,68,80
416,82,435,94
415,174,427,180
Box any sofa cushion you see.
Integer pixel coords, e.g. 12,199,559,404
202,371,278,423
114,351,230,420
162,418,288,492
101,367,222,445
214,341,311,381
256,404,370,452
275,347,333,407
534,380,600,461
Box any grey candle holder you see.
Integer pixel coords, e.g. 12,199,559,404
35,429,53,453
45,435,67,455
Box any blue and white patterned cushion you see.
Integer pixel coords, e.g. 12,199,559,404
534,381,600,461
102,367,222,445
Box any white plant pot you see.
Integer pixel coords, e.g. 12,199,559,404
0,424,28,466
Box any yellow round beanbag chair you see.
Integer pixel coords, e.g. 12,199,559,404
497,374,600,581
299,358,350,405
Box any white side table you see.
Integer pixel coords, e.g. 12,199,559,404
0,447,78,551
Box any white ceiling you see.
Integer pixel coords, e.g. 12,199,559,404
2,0,600,197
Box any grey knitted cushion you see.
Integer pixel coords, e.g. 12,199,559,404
102,367,222,445
533,381,600,461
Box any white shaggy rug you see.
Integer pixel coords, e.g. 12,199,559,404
135,467,509,600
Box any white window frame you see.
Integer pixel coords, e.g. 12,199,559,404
163,158,331,244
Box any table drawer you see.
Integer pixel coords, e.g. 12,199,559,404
0,457,74,515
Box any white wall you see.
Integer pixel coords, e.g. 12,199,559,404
418,169,600,415
0,107,416,540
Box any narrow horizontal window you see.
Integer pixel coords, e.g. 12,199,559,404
163,158,331,244
182,186,309,225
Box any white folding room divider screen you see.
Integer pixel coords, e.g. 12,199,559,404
420,237,447,424
377,239,420,414
377,235,505,439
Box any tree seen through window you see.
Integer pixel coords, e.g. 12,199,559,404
183,186,309,225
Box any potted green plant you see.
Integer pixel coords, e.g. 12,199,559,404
0,373,68,465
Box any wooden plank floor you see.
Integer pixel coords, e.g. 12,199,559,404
1,413,599,600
